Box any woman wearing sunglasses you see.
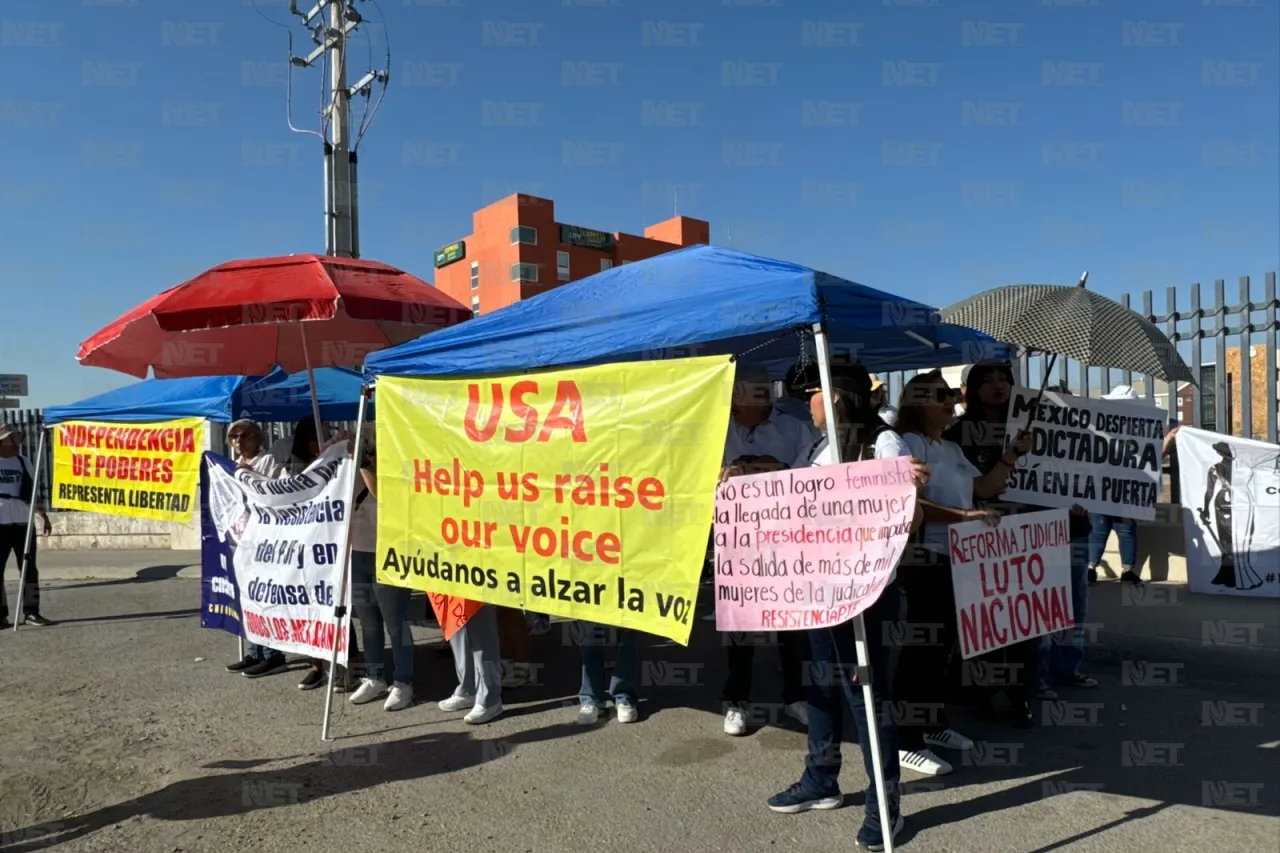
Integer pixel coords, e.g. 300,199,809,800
890,369,1029,777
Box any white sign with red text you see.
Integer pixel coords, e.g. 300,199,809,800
949,509,1075,659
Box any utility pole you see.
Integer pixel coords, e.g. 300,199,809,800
287,1,388,259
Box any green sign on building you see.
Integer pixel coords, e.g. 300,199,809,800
434,240,466,268
559,224,614,252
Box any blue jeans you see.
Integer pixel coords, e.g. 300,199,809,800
576,623,638,706
1039,537,1090,683
350,550,414,684
248,643,284,664
1088,514,1138,569
800,585,901,826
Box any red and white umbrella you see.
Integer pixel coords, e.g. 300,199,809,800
78,253,470,428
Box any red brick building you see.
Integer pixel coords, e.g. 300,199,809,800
432,194,710,316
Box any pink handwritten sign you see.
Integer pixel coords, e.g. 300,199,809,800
713,458,918,632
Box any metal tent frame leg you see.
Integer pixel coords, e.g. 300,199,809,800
320,385,370,741
811,322,897,852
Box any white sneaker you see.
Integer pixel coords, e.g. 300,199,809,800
785,701,809,727
464,703,504,725
577,703,601,725
724,706,747,736
438,693,476,712
615,699,639,724
348,677,388,705
383,682,413,712
898,748,952,776
923,728,974,751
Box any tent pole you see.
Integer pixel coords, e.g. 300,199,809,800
811,322,897,852
321,385,369,742
298,320,326,441
14,427,48,633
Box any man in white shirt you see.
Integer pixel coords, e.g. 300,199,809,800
0,424,52,628
721,367,821,481
222,419,289,677
227,419,285,478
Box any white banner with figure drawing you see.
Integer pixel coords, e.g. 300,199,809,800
1177,428,1280,598
207,443,357,660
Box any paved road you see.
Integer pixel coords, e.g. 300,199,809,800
1,570,1276,852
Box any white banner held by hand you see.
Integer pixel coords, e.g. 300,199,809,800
949,508,1075,659
207,443,355,663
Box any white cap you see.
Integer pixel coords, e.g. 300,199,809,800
1103,385,1139,401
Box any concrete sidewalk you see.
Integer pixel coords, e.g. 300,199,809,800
27,549,1279,673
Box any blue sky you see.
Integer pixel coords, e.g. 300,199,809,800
1,0,1277,408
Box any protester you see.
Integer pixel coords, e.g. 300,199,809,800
719,365,819,736
575,622,639,725
222,419,288,677
0,424,53,628
944,361,1041,731
439,605,504,725
869,375,897,426
348,436,415,712
889,370,1026,774
227,419,284,477
767,362,925,852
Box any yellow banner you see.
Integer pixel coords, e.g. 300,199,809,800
52,418,204,523
376,356,735,645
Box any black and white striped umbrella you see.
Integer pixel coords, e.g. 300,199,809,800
940,280,1195,385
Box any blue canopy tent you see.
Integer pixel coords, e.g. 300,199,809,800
42,367,368,425
364,245,1005,379
355,245,1007,822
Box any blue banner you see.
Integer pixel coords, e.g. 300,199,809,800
200,451,244,636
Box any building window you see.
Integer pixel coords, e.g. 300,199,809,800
469,261,479,290
511,263,539,283
600,259,613,272
556,251,571,281
510,226,537,246
470,295,480,317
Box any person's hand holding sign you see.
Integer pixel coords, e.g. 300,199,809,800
1002,429,1032,467
907,458,930,486
966,508,1002,527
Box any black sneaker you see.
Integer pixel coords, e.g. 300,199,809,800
226,655,258,673
766,783,843,814
243,657,288,678
1120,570,1144,587
22,614,53,627
1087,568,1098,586
298,668,325,690
857,813,904,851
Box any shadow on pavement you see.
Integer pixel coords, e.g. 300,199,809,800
50,564,194,591
0,724,582,852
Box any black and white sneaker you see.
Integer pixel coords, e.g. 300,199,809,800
766,783,843,814
226,655,258,673
22,614,53,627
